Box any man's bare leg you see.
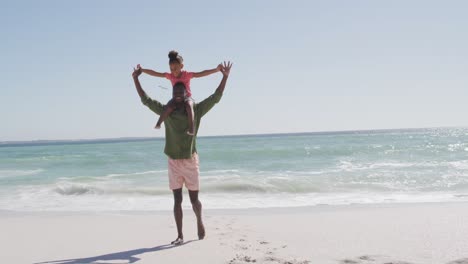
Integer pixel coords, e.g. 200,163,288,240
172,188,184,244
189,190,205,239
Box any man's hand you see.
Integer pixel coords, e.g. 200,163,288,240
220,61,233,77
132,64,147,98
214,61,233,94
132,64,142,78
216,63,223,71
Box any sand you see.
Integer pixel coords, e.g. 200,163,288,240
1,202,468,264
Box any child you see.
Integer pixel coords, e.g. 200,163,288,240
140,50,221,135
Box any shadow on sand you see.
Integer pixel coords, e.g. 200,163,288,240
34,240,197,264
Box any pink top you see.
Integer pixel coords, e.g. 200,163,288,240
164,71,194,97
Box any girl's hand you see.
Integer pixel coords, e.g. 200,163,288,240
216,63,223,71
220,61,233,77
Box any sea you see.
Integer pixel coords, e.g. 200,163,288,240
1,127,468,212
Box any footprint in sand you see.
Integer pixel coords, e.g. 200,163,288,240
340,255,416,264
235,244,251,251
228,254,257,264
341,260,359,264
229,254,311,264
263,256,311,264
447,259,468,264
358,256,375,261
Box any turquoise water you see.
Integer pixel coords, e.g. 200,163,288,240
1,128,468,211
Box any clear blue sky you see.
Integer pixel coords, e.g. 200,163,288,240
1,1,467,141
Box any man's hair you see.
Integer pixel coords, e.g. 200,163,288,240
173,82,186,91
168,50,183,64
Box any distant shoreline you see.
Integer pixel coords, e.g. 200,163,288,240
1,126,465,147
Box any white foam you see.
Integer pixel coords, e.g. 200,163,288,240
448,143,466,152
2,186,468,212
448,160,468,170
54,183,99,195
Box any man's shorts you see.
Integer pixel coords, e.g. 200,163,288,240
168,153,200,191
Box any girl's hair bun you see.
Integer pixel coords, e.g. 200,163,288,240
168,50,179,60
168,50,183,63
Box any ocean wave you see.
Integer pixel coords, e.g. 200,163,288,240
0,169,43,178
54,184,101,195
20,165,468,198
7,155,84,162
447,143,467,152
203,169,241,174
448,160,468,170
55,170,168,182
104,170,167,178
336,160,446,172
203,182,269,193
202,177,324,193
53,183,169,196
50,177,324,196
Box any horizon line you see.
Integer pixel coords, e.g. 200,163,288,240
1,126,466,147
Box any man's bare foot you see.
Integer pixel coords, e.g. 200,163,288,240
155,124,161,129
198,222,205,240
171,237,184,245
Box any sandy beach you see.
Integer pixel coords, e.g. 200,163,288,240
1,202,468,264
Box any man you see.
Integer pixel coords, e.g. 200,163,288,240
132,61,232,245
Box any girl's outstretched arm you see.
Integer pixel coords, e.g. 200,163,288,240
139,64,166,78
192,63,222,78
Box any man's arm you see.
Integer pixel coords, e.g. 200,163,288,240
192,64,222,78
216,61,232,94
196,61,233,117
132,65,164,115
132,65,147,98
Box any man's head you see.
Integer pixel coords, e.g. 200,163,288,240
172,82,186,103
